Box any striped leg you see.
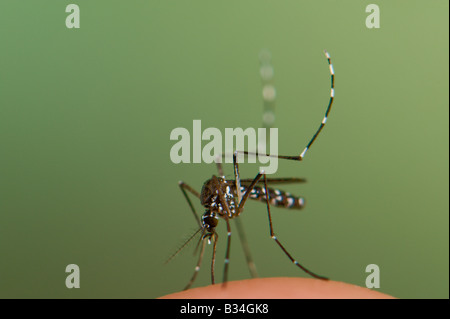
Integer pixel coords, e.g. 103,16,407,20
242,50,335,162
222,217,232,286
215,156,225,177
234,217,259,279
209,176,235,287
232,152,259,279
183,231,218,291
233,152,244,204
183,233,207,290
210,232,218,286
237,172,264,212
299,50,335,160
261,173,328,280
178,181,201,227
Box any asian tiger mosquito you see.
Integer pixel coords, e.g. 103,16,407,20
169,50,335,290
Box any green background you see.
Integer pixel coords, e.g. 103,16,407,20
0,1,448,299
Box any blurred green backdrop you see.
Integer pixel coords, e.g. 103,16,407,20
0,1,448,299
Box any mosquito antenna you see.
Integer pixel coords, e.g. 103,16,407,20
193,228,207,256
165,227,203,264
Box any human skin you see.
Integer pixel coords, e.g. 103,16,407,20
159,277,395,299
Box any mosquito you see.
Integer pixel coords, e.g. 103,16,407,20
170,50,335,290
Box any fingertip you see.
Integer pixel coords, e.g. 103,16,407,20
159,277,395,299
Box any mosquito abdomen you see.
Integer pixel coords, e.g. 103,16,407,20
241,186,305,209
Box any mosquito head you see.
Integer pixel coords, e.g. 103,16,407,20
201,210,219,233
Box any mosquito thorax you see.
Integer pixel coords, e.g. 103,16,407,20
200,175,238,218
200,176,224,206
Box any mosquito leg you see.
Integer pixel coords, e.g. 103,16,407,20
237,171,263,212
239,177,307,185
261,173,328,280
299,50,335,160
215,156,225,177
184,235,207,290
234,217,259,278
233,168,271,277
222,217,232,286
178,181,201,227
233,152,243,205
233,168,265,279
211,232,218,285
231,153,259,279
240,50,335,162
208,176,235,286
